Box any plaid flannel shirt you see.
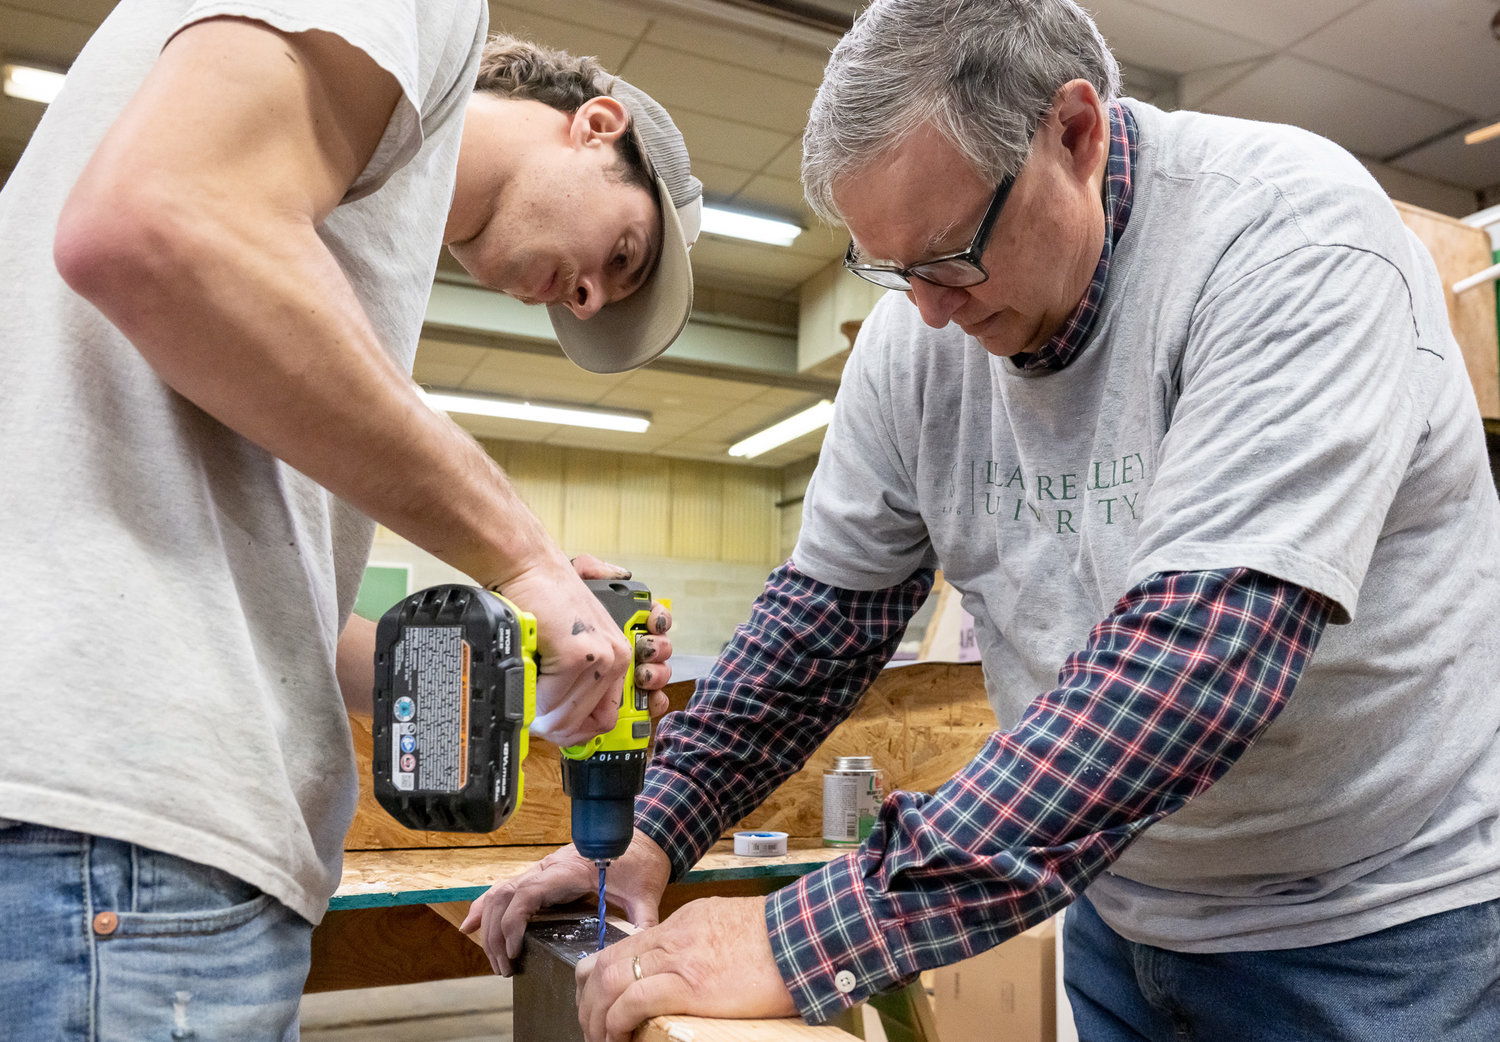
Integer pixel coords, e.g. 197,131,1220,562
638,565,1332,1020
634,102,1335,1022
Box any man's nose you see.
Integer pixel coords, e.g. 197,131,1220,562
564,275,607,320
906,279,967,329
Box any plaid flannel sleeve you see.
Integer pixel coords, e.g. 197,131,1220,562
635,562,936,878
764,567,1333,1022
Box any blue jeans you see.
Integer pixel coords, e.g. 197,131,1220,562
0,823,313,1041
1063,892,1500,1041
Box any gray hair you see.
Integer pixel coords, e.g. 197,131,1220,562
802,0,1120,225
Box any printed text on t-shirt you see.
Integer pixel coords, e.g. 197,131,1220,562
942,452,1148,534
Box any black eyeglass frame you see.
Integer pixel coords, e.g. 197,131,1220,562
843,174,1018,291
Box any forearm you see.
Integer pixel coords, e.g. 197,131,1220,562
766,569,1333,1022
636,563,936,877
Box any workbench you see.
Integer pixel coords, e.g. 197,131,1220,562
309,661,993,1040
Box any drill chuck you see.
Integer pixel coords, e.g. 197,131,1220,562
561,747,648,861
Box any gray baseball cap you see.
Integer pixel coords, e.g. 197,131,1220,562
547,78,703,374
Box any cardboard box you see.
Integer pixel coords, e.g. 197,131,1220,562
927,918,1057,1042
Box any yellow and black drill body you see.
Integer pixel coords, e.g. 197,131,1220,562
371,579,652,864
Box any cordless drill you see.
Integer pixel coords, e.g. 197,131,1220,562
371,579,654,935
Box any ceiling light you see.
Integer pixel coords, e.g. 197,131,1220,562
421,389,650,433
2,62,65,104
700,205,803,247
1465,119,1500,146
728,399,834,459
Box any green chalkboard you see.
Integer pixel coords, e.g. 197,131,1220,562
353,564,411,621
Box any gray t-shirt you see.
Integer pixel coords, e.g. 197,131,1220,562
0,0,484,922
795,100,1500,951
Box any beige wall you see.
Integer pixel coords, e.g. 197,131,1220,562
365,438,790,657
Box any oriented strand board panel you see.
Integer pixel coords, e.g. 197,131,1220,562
734,663,994,839
1395,201,1500,419
344,662,993,850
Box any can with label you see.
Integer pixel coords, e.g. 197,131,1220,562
822,755,884,847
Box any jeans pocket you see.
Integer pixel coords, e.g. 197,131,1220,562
113,848,276,938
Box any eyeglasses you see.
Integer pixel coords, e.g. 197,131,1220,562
843,175,1017,291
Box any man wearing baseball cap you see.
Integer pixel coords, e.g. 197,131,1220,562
449,36,704,375
0,6,694,1037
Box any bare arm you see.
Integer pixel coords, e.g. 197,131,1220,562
336,613,377,716
53,19,627,745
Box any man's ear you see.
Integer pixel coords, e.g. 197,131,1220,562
1050,79,1108,182
571,95,631,148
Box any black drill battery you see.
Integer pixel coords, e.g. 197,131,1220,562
371,584,536,833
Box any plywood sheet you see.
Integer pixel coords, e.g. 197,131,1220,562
333,841,847,908
1395,200,1500,419
345,662,993,851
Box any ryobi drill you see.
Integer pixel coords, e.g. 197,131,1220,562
371,579,653,937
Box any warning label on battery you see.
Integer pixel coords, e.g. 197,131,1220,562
390,625,470,793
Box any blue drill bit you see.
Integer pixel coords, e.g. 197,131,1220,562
596,860,608,951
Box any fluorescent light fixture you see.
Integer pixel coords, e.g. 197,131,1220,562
700,205,802,247
728,399,834,459
421,389,650,433
3,62,65,105
1465,119,1500,146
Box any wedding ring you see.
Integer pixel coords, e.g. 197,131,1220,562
631,955,644,982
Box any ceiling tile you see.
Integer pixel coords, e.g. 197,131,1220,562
1137,0,1370,49
412,340,487,389
669,107,793,173
692,159,754,200
1178,59,1263,109
615,42,816,135
6,0,115,26
487,5,635,68
643,17,830,86
461,350,626,402
1391,129,1500,193
540,426,662,453
452,412,565,443
603,370,764,408
1291,0,1500,116
726,173,814,224
1200,54,1468,159
0,5,97,62
1081,0,1271,74
488,0,652,40
416,339,489,369
762,137,804,181
0,99,43,151
690,239,833,287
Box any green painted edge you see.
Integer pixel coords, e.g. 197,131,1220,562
331,884,490,910
327,854,836,911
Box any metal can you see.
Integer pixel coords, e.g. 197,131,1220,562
822,755,884,847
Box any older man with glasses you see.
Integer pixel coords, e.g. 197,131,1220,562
469,2,1500,1040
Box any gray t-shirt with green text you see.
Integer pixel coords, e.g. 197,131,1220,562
794,99,1500,951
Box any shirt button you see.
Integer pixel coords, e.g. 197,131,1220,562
92,911,118,936
834,970,856,994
